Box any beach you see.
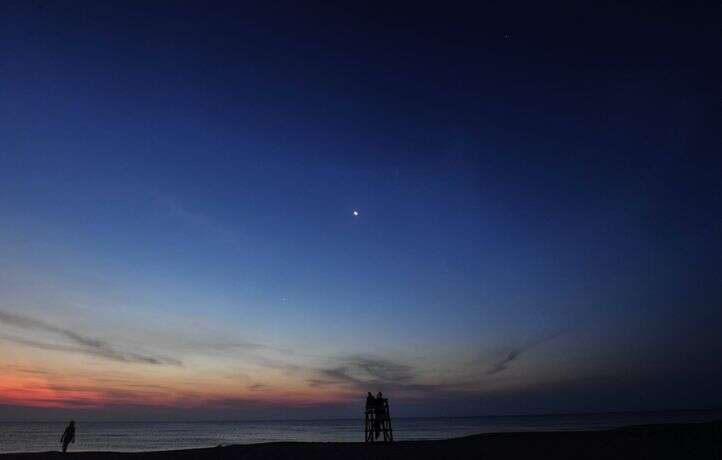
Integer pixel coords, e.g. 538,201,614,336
2,421,720,460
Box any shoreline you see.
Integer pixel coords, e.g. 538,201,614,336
1,421,720,459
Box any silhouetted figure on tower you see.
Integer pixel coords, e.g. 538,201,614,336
374,392,387,438
60,421,75,453
364,392,393,442
366,392,376,410
376,392,387,405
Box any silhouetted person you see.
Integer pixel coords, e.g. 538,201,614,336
376,392,387,406
60,421,75,453
374,392,386,439
365,392,376,410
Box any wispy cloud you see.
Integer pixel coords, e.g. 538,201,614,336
181,336,292,356
303,354,490,404
486,332,563,375
153,195,240,245
306,355,419,390
0,310,181,366
247,383,270,391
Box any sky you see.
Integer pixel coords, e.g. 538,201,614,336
1,2,721,421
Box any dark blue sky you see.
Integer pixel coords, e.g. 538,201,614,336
0,2,721,420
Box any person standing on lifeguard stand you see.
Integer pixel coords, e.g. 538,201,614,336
375,392,387,439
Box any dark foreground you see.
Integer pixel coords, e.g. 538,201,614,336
3,421,721,460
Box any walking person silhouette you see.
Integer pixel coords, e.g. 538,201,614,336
60,421,75,453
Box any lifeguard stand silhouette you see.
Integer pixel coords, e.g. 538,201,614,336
364,396,394,443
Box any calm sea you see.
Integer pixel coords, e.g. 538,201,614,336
1,410,720,453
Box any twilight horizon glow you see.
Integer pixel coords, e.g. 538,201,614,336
1,3,721,421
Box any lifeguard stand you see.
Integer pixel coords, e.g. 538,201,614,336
364,398,394,443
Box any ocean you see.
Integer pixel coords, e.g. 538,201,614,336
1,410,720,453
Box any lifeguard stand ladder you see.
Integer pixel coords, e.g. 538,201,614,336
364,400,394,443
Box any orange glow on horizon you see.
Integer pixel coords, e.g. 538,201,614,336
0,370,355,410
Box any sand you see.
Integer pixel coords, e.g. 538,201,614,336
2,421,720,460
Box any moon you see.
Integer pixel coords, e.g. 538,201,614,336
352,209,359,217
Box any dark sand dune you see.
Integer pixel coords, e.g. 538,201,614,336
3,421,721,460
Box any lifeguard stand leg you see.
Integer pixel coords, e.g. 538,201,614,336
364,409,375,442
383,402,393,442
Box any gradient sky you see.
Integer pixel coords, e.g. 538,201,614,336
1,2,721,421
